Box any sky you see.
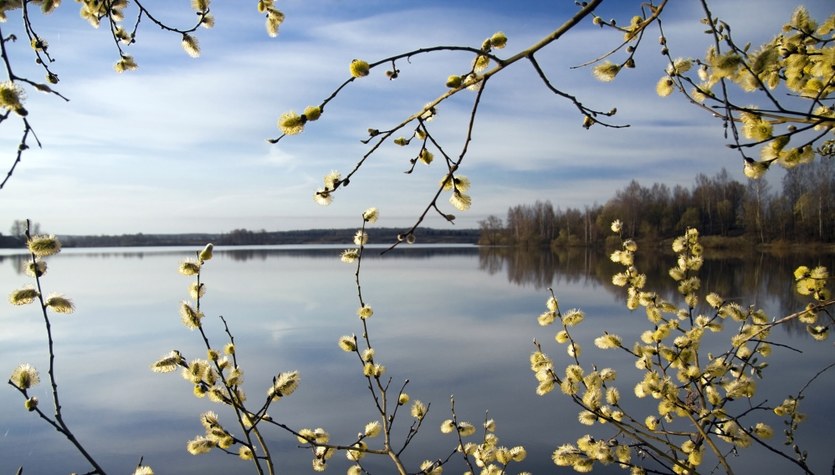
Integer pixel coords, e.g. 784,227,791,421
0,0,831,235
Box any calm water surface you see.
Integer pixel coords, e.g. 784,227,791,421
0,245,832,474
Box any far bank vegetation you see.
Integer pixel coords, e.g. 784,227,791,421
479,162,835,250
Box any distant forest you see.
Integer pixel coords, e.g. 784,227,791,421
0,227,480,249
3,162,832,250
478,161,835,247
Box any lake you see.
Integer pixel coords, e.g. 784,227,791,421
1,244,833,474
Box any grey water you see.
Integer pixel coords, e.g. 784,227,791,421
1,245,832,474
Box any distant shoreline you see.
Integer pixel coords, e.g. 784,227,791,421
0,227,481,249
3,228,832,253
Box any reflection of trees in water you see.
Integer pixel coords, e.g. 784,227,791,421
1,250,159,275
479,247,601,289
220,246,479,262
1,245,481,272
0,253,29,275
479,246,834,335
4,245,830,336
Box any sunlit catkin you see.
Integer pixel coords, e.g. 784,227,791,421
27,234,61,257
10,364,40,389
278,111,305,135
349,59,370,78
9,287,39,306
0,81,25,114
338,335,357,352
180,302,204,330
45,294,74,313
181,34,200,58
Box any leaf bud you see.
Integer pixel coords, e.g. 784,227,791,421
303,105,322,121
446,75,462,88
199,243,214,261
582,115,594,129
489,31,507,49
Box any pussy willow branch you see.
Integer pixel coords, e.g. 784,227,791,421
109,0,210,61
220,309,276,466
381,77,488,254
552,233,816,475
571,0,669,69
726,124,830,157
699,0,749,160
684,404,735,475
447,397,477,473
0,119,39,190
736,417,815,474
260,415,404,459
132,0,208,35
21,2,59,81
347,220,413,475
805,67,835,118
537,305,692,473
742,299,835,345
667,48,833,163
191,260,272,475
585,379,690,470
566,382,691,472
267,44,507,144
572,347,730,475
278,1,607,234
397,402,429,458
528,54,624,128
716,23,785,112
1,1,211,191
780,362,835,472
16,222,107,474
0,22,46,191
106,0,209,57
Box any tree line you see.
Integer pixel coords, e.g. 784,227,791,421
479,160,835,247
0,226,480,249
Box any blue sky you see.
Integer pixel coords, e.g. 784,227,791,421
0,0,831,235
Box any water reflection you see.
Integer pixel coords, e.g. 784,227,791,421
479,246,835,334
0,245,480,273
479,246,599,289
0,245,832,474
218,244,479,262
